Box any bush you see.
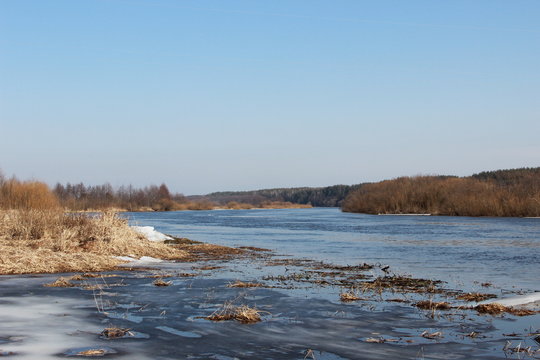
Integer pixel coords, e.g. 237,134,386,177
342,174,540,217
0,178,59,210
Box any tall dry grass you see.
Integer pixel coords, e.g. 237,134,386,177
0,210,187,274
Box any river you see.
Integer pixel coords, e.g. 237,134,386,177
126,208,540,293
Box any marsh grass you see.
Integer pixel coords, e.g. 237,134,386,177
415,300,452,310
227,281,262,288
362,275,441,294
0,210,186,274
100,327,132,339
153,278,172,287
339,290,363,302
456,292,497,302
44,277,75,288
205,302,266,324
77,349,106,356
474,303,537,316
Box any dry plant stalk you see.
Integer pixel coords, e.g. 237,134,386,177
227,281,262,288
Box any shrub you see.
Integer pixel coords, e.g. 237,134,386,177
0,178,59,210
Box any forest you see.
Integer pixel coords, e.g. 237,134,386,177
341,167,540,217
0,171,212,211
2,167,539,216
196,184,361,207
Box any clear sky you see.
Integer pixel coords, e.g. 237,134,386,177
1,0,539,195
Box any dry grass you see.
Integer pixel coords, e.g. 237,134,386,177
456,292,497,302
474,303,537,316
178,272,197,277
362,275,441,294
195,265,223,271
339,290,363,302
77,349,106,356
205,303,265,324
44,276,75,288
415,300,452,310
100,327,131,339
0,210,187,274
259,201,312,209
153,278,172,287
238,246,272,252
228,281,262,288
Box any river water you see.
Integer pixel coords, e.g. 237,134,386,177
126,208,540,293
1,208,539,359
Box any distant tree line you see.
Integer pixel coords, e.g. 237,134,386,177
342,167,540,217
52,182,193,211
3,166,540,216
197,184,362,207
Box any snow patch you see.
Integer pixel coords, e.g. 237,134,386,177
115,255,164,267
132,226,172,242
115,256,137,262
482,292,540,307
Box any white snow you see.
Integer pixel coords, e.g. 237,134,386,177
482,292,540,308
132,226,172,242
139,256,163,263
115,255,137,262
115,255,164,267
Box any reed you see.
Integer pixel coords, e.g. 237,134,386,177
0,210,187,274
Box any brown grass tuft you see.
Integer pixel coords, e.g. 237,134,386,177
339,290,363,302
456,292,497,302
415,300,452,310
205,303,265,324
228,281,262,288
475,303,537,316
44,277,75,287
100,327,131,339
77,349,106,356
153,278,172,287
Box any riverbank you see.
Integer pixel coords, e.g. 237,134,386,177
0,210,187,274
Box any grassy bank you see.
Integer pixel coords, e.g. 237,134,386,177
0,210,187,274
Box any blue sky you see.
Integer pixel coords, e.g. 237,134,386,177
1,0,539,194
